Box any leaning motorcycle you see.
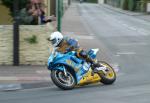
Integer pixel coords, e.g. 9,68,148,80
47,48,116,90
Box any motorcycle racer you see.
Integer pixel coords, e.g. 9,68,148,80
49,31,102,71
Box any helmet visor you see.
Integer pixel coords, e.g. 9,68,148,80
50,39,57,45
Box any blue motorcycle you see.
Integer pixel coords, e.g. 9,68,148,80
47,48,116,90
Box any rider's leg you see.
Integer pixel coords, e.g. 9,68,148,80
76,49,102,70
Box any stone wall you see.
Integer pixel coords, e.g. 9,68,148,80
0,24,53,65
0,25,13,65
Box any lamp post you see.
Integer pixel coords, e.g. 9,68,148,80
57,0,63,32
13,0,20,66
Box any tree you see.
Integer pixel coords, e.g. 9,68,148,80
1,0,28,16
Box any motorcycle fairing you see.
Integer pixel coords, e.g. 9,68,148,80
47,49,101,85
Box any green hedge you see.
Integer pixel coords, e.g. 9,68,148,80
128,0,136,11
86,0,98,3
120,0,128,10
105,0,150,12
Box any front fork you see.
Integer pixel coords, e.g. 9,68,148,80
63,66,68,77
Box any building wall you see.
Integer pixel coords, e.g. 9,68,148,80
44,0,71,17
50,0,56,16
0,25,53,65
44,0,51,16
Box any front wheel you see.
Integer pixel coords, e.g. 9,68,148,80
97,61,116,85
51,68,76,90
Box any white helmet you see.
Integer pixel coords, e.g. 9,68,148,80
49,31,63,47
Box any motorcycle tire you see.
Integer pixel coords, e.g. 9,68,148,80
97,61,116,85
51,68,76,90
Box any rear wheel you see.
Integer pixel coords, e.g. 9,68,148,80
97,61,116,85
51,68,76,90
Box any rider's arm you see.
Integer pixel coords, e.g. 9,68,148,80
66,38,79,51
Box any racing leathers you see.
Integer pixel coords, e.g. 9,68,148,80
55,37,100,70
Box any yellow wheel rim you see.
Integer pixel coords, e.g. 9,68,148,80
100,62,116,79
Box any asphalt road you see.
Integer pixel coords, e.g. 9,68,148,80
1,3,150,103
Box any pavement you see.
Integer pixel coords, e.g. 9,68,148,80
1,2,147,91
0,66,52,91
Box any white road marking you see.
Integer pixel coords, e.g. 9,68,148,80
118,42,148,46
129,26,137,31
17,77,50,81
0,77,50,81
116,52,136,55
117,73,124,76
137,29,149,36
0,77,18,81
64,32,95,39
66,35,95,39
122,23,128,27
118,21,149,36
36,70,50,74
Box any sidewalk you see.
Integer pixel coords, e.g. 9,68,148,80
100,4,150,22
62,3,89,36
0,66,52,91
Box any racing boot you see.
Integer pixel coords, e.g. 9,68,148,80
87,57,106,73
86,57,101,72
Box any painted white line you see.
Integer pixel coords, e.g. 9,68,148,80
117,73,124,76
118,42,148,46
66,35,95,40
36,70,50,74
64,32,95,39
115,54,121,57
121,23,149,36
137,29,149,36
129,26,137,31
17,77,50,81
116,52,136,55
76,35,95,39
0,77,18,81
122,23,128,27
0,77,50,81
20,86,56,92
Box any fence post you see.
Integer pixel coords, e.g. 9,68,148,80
13,0,20,66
